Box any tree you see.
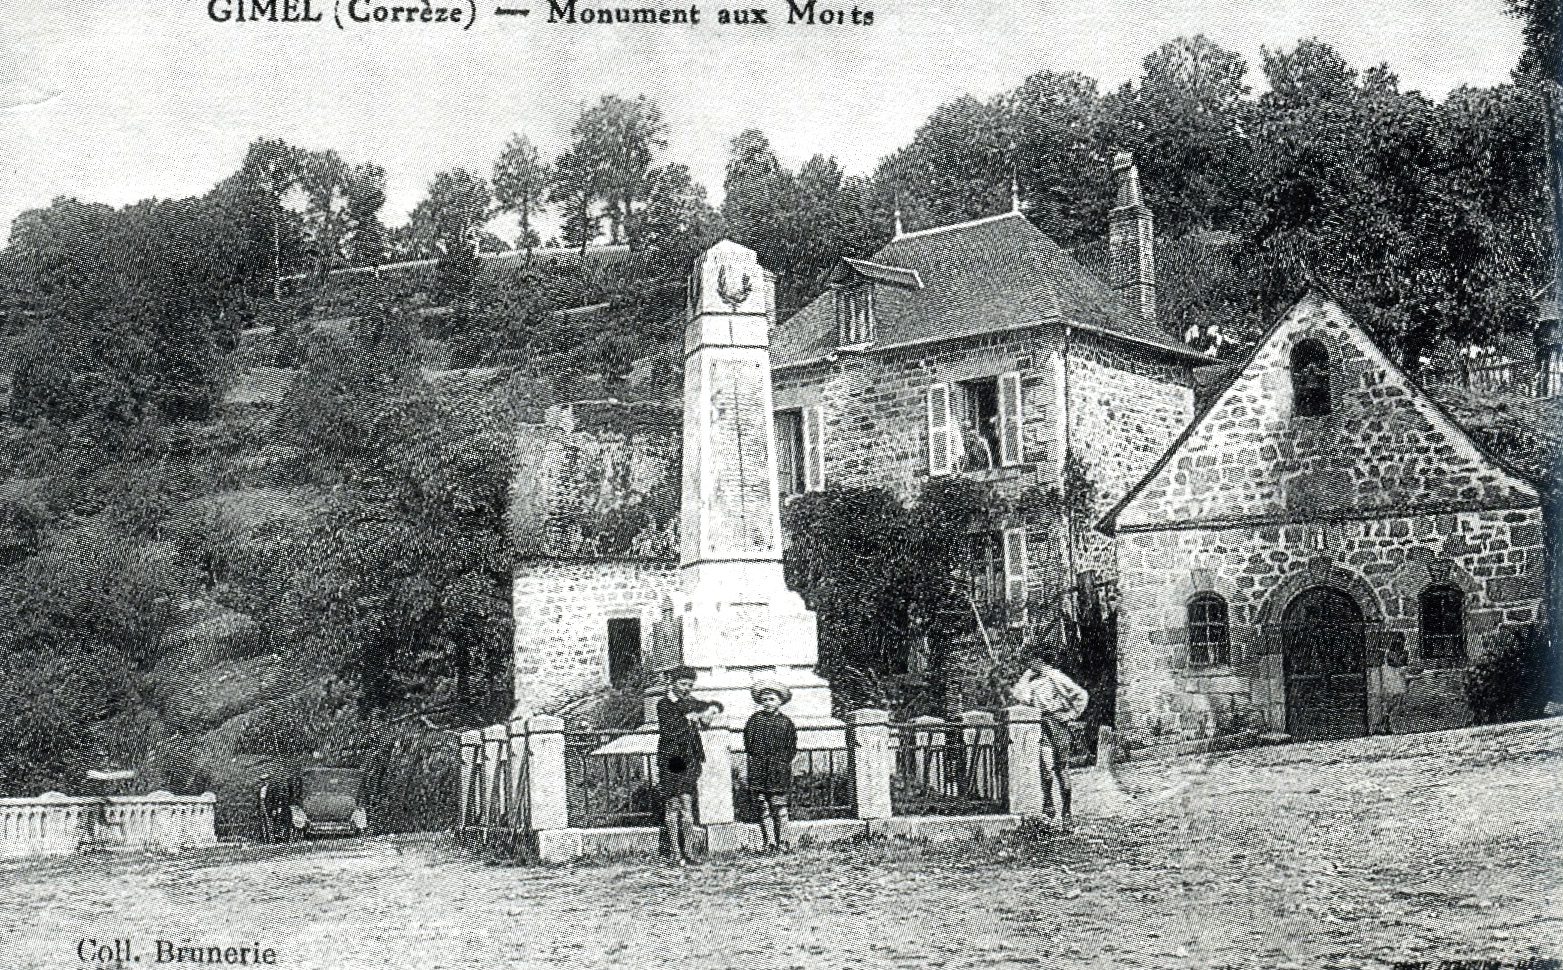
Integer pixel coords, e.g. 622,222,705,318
626,162,719,263
575,95,668,246
406,169,492,258
493,134,551,253
342,163,389,265
722,131,886,315
7,193,242,424
1246,41,1450,365
548,146,602,256
1100,36,1256,237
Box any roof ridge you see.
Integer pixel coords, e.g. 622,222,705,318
892,210,1028,242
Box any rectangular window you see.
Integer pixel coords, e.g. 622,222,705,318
836,285,874,345
1187,594,1231,666
775,410,805,497
607,617,642,689
957,378,1000,471
965,532,1005,607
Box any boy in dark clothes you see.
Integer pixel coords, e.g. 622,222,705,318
743,680,798,853
657,667,718,866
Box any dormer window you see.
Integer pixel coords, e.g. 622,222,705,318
837,284,874,345
1290,338,1331,417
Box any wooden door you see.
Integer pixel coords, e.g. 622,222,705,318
1282,587,1368,741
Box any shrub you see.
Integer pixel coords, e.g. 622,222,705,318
1467,623,1561,725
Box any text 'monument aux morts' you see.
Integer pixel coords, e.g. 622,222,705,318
205,0,874,27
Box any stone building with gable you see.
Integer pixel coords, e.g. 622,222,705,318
768,155,1213,651
509,399,681,718
1101,293,1547,742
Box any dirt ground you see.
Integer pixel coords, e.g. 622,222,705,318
3,720,1560,970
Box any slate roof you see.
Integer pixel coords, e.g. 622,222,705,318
771,211,1208,366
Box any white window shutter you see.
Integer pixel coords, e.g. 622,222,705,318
802,405,826,492
1003,527,1028,626
926,384,954,476
998,371,1023,466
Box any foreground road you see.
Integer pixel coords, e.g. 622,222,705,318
2,720,1559,969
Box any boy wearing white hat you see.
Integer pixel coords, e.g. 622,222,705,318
743,680,798,853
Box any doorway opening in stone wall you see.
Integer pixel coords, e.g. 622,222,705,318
608,618,642,689
1281,587,1369,741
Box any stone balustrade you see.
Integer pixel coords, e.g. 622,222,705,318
0,791,217,858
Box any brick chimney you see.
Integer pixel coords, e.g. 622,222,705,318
1109,153,1155,322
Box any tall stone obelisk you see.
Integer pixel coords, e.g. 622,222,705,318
650,240,834,723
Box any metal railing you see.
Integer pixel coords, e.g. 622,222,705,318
889,720,1007,816
564,731,659,829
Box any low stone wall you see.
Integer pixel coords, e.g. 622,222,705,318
0,792,218,858
535,815,1025,863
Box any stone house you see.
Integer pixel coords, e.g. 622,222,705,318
509,400,680,717
768,155,1212,665
1101,293,1547,742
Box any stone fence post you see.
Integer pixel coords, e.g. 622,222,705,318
697,718,736,826
481,724,507,827
1001,705,1045,818
507,718,529,831
525,715,567,832
458,730,481,830
848,708,892,820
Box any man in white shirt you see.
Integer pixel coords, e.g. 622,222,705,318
1011,656,1089,829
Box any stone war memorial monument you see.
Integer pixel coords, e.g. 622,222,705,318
621,239,838,745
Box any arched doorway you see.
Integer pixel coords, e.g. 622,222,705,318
1281,586,1368,741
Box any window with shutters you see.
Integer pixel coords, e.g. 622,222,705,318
836,285,874,345
1291,338,1331,417
1187,593,1230,666
962,528,1028,626
774,410,805,496
1419,585,1466,664
965,532,1005,606
956,378,1000,471
1002,528,1028,625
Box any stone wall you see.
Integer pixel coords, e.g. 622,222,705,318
1065,330,1197,579
1115,507,1546,741
512,401,680,560
773,322,1074,503
512,559,677,717
774,323,1196,594
1113,296,1539,532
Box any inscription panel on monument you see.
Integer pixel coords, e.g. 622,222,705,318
706,357,777,558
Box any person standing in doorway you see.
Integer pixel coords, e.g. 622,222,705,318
1011,655,1089,830
1378,642,1411,734
657,666,710,866
744,680,798,853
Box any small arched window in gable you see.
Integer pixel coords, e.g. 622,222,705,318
1187,593,1231,666
1290,338,1332,417
1419,584,1466,664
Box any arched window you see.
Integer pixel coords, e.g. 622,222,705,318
1291,338,1332,417
1419,585,1466,664
1187,593,1231,666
